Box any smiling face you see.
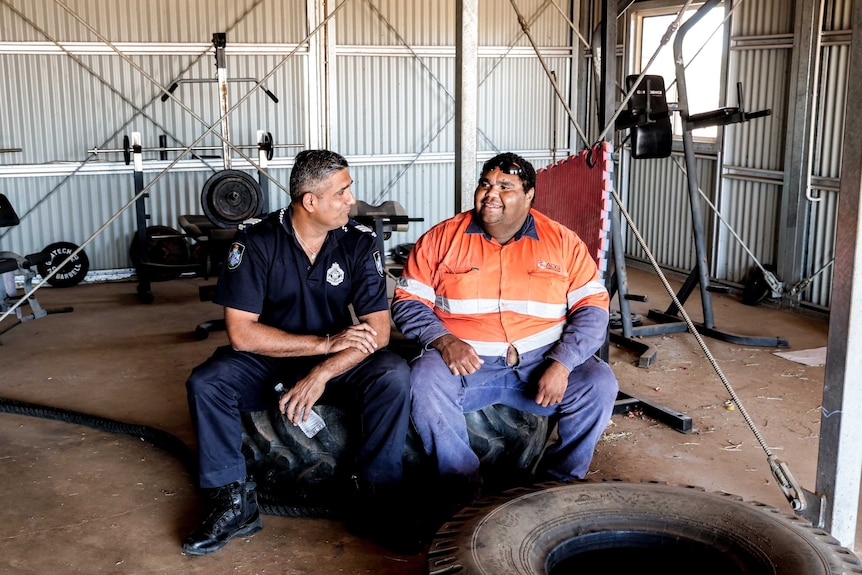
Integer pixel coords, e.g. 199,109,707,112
474,167,535,244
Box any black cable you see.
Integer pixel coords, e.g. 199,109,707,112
0,396,334,517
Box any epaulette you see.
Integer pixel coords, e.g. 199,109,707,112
238,216,264,231
348,220,377,237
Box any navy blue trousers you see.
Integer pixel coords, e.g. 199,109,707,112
186,345,411,489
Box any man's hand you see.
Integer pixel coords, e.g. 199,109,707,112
433,334,484,376
535,360,570,407
326,322,378,355
278,373,327,425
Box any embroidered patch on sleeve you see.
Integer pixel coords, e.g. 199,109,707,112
227,242,245,270
373,250,384,277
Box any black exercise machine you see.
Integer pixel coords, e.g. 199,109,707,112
0,193,88,344
611,0,787,368
121,32,280,304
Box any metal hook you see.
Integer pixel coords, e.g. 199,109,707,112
805,187,823,203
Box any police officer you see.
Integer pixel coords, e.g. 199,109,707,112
182,150,412,555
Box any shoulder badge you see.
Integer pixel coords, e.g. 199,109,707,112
373,250,384,277
227,242,245,270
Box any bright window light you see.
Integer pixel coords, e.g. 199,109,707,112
636,6,725,140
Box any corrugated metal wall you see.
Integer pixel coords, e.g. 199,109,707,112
804,0,852,309
0,0,849,313
610,0,848,313
0,0,309,273
717,0,793,284
0,0,579,275
625,155,717,274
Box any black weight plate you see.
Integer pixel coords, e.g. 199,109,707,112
742,265,775,306
201,169,263,228
37,241,90,288
128,225,190,282
261,132,274,161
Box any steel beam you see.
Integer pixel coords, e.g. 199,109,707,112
816,0,862,549
455,0,479,213
778,0,821,308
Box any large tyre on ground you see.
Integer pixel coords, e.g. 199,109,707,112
426,481,862,575
241,404,549,517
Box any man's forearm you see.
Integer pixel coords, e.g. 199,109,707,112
391,299,450,347
545,306,609,370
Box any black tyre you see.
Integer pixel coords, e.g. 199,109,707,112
426,481,862,575
37,241,89,288
241,404,548,517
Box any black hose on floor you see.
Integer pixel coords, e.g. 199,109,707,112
0,396,332,517
0,396,197,475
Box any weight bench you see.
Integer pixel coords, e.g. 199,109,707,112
177,214,243,340
0,194,73,343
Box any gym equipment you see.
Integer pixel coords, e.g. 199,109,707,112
128,32,281,303
88,131,278,166
616,75,673,159
37,242,90,288
200,169,265,229
610,4,786,368
0,193,84,344
348,200,423,261
127,130,270,303
534,144,692,433
128,225,191,283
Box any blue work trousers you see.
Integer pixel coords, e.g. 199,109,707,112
186,345,411,489
410,347,618,481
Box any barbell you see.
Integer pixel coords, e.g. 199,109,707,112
88,133,285,165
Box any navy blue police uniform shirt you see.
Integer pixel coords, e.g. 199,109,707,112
214,206,388,338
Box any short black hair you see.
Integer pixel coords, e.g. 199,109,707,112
480,152,536,193
289,149,349,203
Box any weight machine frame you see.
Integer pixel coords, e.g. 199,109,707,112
610,0,788,368
129,130,273,304
131,32,278,304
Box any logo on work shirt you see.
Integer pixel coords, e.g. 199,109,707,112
537,260,562,273
373,250,384,277
227,242,245,270
326,262,345,286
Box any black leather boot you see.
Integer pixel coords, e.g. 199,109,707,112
182,479,263,556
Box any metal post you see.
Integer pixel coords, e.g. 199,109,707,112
673,0,720,328
213,33,231,170
598,0,616,129
817,0,862,548
778,0,822,309
257,129,270,214
455,0,478,214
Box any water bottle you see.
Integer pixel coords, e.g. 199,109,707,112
274,382,326,438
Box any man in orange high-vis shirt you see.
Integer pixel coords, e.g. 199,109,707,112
392,152,618,509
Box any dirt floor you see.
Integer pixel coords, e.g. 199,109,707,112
0,265,857,574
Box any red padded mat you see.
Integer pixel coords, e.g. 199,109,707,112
533,142,613,272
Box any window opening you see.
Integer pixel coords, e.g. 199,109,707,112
633,4,725,141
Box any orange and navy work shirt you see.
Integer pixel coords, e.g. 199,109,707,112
391,209,610,371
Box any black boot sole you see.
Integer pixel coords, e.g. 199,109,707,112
182,514,263,556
